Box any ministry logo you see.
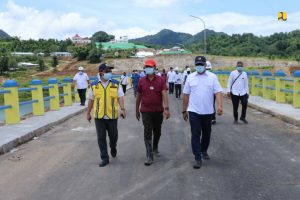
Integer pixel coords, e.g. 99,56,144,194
278,12,287,21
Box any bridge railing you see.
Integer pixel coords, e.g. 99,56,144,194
215,70,300,109
0,75,126,125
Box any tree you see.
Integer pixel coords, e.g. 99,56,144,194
38,58,46,71
88,48,100,63
0,55,9,75
52,56,58,68
71,46,90,61
8,56,18,69
92,31,114,43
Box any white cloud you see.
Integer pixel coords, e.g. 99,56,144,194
166,12,300,36
133,0,180,8
0,1,114,39
112,27,157,40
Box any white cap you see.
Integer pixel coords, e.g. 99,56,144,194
206,61,212,70
174,67,179,71
78,66,84,71
187,68,191,71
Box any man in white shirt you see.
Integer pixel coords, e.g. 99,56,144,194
167,67,176,94
227,61,249,124
174,67,182,99
120,72,128,95
182,56,223,169
73,66,90,106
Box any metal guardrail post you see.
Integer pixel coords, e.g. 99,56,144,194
262,70,273,100
30,79,45,116
275,70,286,103
48,78,60,110
74,87,80,103
251,70,260,96
3,80,20,124
293,70,300,108
62,77,73,106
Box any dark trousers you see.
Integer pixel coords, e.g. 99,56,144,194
175,84,182,98
77,89,87,105
94,119,118,161
168,82,174,94
133,84,138,97
231,93,248,121
189,112,212,161
122,84,127,94
141,112,164,156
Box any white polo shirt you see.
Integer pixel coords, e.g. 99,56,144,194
73,72,89,89
174,73,182,84
121,75,128,85
227,70,249,96
183,71,222,115
167,71,176,83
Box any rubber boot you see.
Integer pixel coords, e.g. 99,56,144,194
144,139,153,166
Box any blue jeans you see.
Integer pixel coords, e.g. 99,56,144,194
133,83,138,97
189,112,212,161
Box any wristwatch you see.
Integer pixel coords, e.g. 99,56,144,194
164,107,169,111
121,108,126,111
182,111,187,114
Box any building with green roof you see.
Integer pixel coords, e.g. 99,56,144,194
96,42,147,50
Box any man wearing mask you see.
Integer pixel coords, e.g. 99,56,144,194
121,72,128,95
167,67,176,94
86,63,126,167
174,67,182,99
73,66,90,106
227,61,249,124
136,59,170,166
182,56,223,169
131,70,140,97
183,67,191,85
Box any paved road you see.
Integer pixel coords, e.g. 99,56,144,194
0,89,300,200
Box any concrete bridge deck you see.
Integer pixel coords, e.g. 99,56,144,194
0,89,300,200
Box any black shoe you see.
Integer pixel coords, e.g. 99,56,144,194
153,149,160,157
240,118,248,124
211,120,216,125
111,148,117,158
144,157,153,166
202,152,210,160
193,160,202,169
99,160,109,167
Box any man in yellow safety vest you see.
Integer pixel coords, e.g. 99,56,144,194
86,63,126,167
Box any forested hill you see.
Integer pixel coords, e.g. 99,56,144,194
130,29,300,59
0,29,11,39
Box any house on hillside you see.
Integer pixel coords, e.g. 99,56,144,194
50,52,72,57
71,34,91,45
11,52,44,56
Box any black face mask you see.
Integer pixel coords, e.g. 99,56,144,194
187,71,190,74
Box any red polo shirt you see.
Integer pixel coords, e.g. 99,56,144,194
137,75,167,113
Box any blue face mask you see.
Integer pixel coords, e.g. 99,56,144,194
79,71,83,75
195,66,205,74
145,67,154,75
103,73,112,80
237,66,243,72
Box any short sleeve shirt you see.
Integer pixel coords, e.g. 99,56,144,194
73,73,89,89
137,75,167,113
183,71,222,115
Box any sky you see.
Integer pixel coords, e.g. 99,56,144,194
0,0,299,40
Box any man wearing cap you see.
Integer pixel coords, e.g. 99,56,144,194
174,67,182,99
86,63,126,167
227,61,249,124
183,67,191,85
73,66,90,106
136,59,170,166
182,56,223,169
167,67,176,94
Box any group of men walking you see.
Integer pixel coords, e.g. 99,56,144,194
81,56,249,169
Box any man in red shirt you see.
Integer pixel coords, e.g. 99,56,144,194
136,59,170,166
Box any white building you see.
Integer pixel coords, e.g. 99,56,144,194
71,34,91,45
50,52,72,57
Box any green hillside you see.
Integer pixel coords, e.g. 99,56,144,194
0,29,11,39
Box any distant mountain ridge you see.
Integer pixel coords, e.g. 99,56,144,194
0,29,11,39
129,29,225,47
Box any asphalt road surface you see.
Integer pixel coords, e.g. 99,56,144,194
0,89,300,200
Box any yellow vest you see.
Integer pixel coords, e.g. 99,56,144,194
92,81,119,119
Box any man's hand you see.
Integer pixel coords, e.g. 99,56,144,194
183,111,188,121
217,106,223,116
120,109,126,119
86,113,92,123
227,92,231,98
136,110,141,121
164,110,170,120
